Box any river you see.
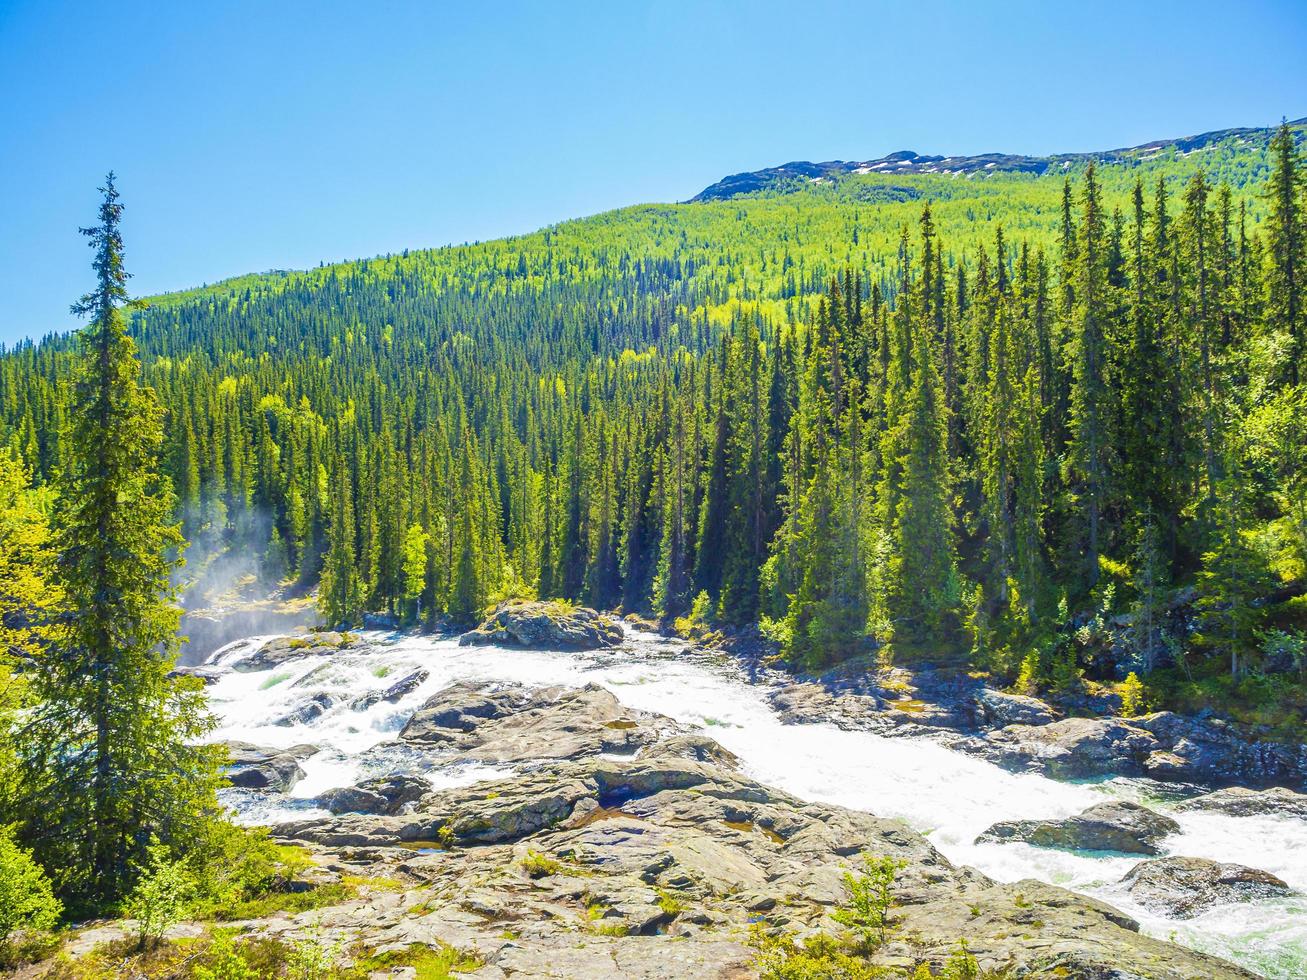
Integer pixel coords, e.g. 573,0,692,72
203,628,1307,978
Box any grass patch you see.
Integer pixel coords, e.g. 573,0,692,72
520,849,564,878
209,881,356,921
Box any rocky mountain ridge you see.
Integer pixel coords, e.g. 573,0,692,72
690,117,1307,201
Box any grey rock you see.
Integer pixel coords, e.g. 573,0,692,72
977,801,1180,855
274,692,336,726
399,681,665,763
1120,856,1290,917
1133,711,1307,788
221,740,317,792
231,631,357,672
167,664,224,685
351,668,430,711
459,600,623,650
1175,785,1307,819
974,687,1059,727
320,774,431,815
974,717,1159,778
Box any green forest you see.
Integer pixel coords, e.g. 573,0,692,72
3,124,1305,691
0,120,1306,944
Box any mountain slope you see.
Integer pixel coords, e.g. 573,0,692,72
690,117,1307,201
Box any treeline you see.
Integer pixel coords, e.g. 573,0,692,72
1,127,1304,691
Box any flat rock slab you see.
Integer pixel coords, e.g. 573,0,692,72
269,680,1257,980
230,631,361,672
977,801,1180,855
1120,856,1290,918
399,680,669,763
1175,785,1307,819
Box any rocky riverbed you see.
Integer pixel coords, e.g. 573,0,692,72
74,616,1307,978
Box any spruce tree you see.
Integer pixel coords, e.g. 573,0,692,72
19,176,222,911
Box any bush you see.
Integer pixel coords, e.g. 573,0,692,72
832,853,905,953
1119,671,1146,717
188,821,312,918
0,825,61,948
123,839,194,951
519,849,563,879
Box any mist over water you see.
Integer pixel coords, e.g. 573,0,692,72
204,629,1307,978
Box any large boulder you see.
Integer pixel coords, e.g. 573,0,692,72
459,600,623,650
1175,785,1307,819
973,717,1159,778
977,801,1180,855
319,774,430,815
274,692,336,726
349,668,429,711
1120,856,1290,918
1133,712,1307,788
973,688,1059,727
399,681,667,763
229,631,358,672
222,741,318,792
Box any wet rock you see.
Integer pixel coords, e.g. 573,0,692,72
231,631,358,672
222,741,318,792
320,775,431,815
1120,856,1290,917
351,669,430,711
363,611,401,630
972,717,1159,778
977,801,1180,855
274,692,336,726
167,664,224,685
399,681,666,763
1175,785,1307,819
459,600,623,651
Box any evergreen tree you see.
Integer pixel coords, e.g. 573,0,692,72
18,177,222,911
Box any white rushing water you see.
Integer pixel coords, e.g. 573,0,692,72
204,629,1307,978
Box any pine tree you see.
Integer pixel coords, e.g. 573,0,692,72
1264,122,1305,383
1066,162,1111,587
19,177,222,910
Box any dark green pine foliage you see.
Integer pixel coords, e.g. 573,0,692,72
16,177,222,912
1,127,1304,691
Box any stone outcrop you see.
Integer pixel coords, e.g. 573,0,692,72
459,600,624,650
274,737,1254,979
966,717,1161,779
319,774,431,815
349,668,430,711
274,692,336,726
976,801,1180,855
1175,785,1307,819
1120,856,1290,918
398,681,670,763
222,741,318,792
228,630,360,672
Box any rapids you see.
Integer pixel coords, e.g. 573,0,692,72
203,629,1307,978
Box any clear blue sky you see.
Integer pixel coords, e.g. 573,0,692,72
1,0,1304,345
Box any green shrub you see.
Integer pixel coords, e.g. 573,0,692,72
1119,671,1146,717
0,825,61,952
832,853,905,953
123,839,195,951
187,822,316,920
519,849,563,879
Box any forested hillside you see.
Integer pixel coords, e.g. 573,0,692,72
2,120,1305,725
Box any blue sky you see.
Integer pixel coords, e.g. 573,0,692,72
1,0,1304,345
